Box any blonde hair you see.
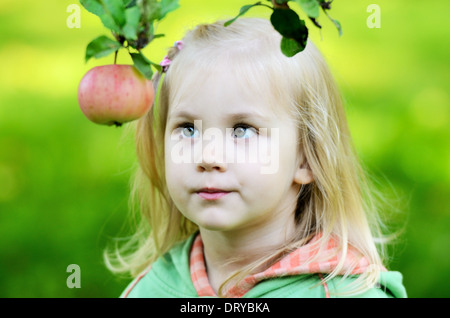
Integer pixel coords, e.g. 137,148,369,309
105,18,392,296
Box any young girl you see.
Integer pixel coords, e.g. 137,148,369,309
107,18,407,298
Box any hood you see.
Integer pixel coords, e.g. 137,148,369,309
191,233,405,298
122,233,406,298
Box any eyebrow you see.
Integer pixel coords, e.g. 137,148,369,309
168,110,268,122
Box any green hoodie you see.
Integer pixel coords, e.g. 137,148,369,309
121,234,407,298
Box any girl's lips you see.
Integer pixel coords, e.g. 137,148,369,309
196,189,231,200
197,192,229,200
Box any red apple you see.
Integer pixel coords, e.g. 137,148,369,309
77,65,154,126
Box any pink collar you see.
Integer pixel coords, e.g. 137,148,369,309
189,233,378,297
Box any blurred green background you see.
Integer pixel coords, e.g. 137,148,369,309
0,0,448,297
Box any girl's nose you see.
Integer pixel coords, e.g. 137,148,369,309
196,148,228,172
195,135,228,172
197,160,227,172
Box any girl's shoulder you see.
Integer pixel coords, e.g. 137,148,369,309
325,271,407,298
120,235,198,298
244,271,406,298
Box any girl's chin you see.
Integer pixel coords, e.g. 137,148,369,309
193,211,244,232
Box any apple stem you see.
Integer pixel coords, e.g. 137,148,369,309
114,50,118,65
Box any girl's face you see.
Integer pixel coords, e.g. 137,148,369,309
164,66,311,235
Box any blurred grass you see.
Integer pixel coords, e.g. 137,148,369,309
0,0,449,297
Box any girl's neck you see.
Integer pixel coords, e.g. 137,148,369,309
199,212,297,295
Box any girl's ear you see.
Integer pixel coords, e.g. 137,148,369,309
294,162,314,185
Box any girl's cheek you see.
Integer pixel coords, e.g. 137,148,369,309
166,137,197,166
228,136,274,169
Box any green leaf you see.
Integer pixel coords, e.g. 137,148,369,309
122,6,141,40
141,0,161,22
102,0,126,28
79,0,104,17
151,61,163,73
270,8,308,57
280,36,306,57
328,16,343,36
270,8,308,42
98,13,122,34
294,0,320,18
85,35,122,62
123,0,136,7
318,1,343,36
130,52,154,79
80,0,123,34
160,0,180,20
224,2,263,27
333,19,343,36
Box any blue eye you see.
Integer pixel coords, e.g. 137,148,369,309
180,124,199,138
232,124,258,139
